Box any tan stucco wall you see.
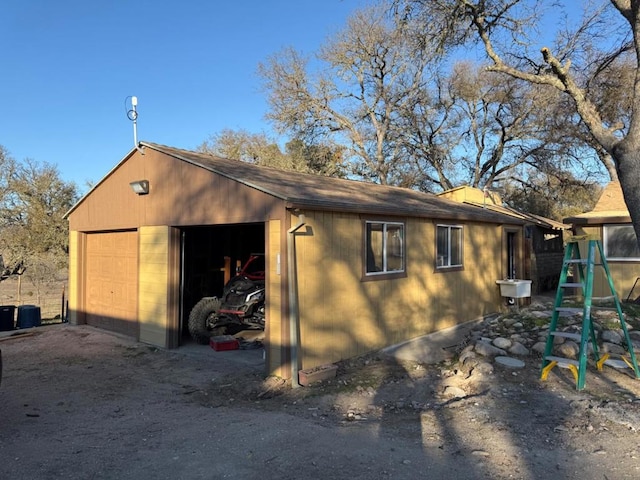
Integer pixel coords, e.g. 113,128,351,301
68,149,283,232
138,226,171,347
293,211,504,369
266,219,284,377
439,185,503,206
67,230,83,326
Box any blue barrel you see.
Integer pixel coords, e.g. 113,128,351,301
0,305,15,331
17,305,41,329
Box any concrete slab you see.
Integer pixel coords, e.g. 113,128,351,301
382,318,484,364
178,340,265,368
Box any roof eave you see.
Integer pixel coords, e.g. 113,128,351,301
286,200,526,225
565,215,632,225
446,199,568,230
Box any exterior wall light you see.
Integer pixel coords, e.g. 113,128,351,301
129,180,150,195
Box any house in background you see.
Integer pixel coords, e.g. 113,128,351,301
438,186,567,295
65,142,527,381
565,181,640,300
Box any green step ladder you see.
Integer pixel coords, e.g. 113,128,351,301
540,236,640,390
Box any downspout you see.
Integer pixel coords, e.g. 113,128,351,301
288,213,306,388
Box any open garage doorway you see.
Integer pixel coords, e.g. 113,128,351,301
179,223,265,347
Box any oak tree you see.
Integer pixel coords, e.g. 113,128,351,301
259,1,591,193
395,0,640,239
0,146,78,298
198,129,345,176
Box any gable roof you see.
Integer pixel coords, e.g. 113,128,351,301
565,181,630,225
67,141,525,225
438,186,567,231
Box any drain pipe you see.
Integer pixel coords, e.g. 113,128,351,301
288,213,306,388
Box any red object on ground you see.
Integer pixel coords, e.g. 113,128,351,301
210,335,239,351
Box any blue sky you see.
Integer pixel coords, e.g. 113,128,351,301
1,0,369,192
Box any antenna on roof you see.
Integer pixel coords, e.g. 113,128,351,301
126,96,145,155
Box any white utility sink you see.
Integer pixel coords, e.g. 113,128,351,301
496,279,532,298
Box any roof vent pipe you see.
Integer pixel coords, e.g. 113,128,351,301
287,213,306,388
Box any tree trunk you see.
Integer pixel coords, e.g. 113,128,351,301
599,150,619,181
613,143,640,245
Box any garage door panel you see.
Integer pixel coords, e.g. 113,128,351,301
86,231,139,338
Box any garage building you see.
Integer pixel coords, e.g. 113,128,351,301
66,142,525,380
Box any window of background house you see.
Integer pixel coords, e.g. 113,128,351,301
365,221,405,275
604,224,640,260
436,224,463,268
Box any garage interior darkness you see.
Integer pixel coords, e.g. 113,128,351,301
179,223,265,346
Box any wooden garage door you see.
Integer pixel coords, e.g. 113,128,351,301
86,231,139,338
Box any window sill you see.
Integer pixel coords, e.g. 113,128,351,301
362,271,407,282
434,265,464,273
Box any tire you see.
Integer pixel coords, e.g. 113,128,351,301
188,297,221,345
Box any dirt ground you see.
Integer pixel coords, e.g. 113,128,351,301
1,323,639,480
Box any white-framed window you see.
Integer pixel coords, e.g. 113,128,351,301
365,221,405,275
604,224,640,261
436,224,463,268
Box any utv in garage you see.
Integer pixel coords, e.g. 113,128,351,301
187,254,265,345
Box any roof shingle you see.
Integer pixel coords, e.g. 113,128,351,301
143,142,523,225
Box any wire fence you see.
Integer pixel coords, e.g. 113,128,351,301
30,290,67,323
0,277,67,326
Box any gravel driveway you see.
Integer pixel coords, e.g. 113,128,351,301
1,324,639,479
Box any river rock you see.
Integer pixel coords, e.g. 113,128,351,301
492,337,512,349
557,340,579,359
503,317,518,327
508,342,530,356
601,342,626,355
473,361,494,375
459,350,477,365
532,341,547,354
474,341,507,358
495,356,525,369
602,330,623,344
442,385,467,398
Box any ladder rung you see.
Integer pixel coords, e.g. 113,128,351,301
560,283,583,288
603,359,630,369
565,259,587,264
545,356,580,367
550,331,582,341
